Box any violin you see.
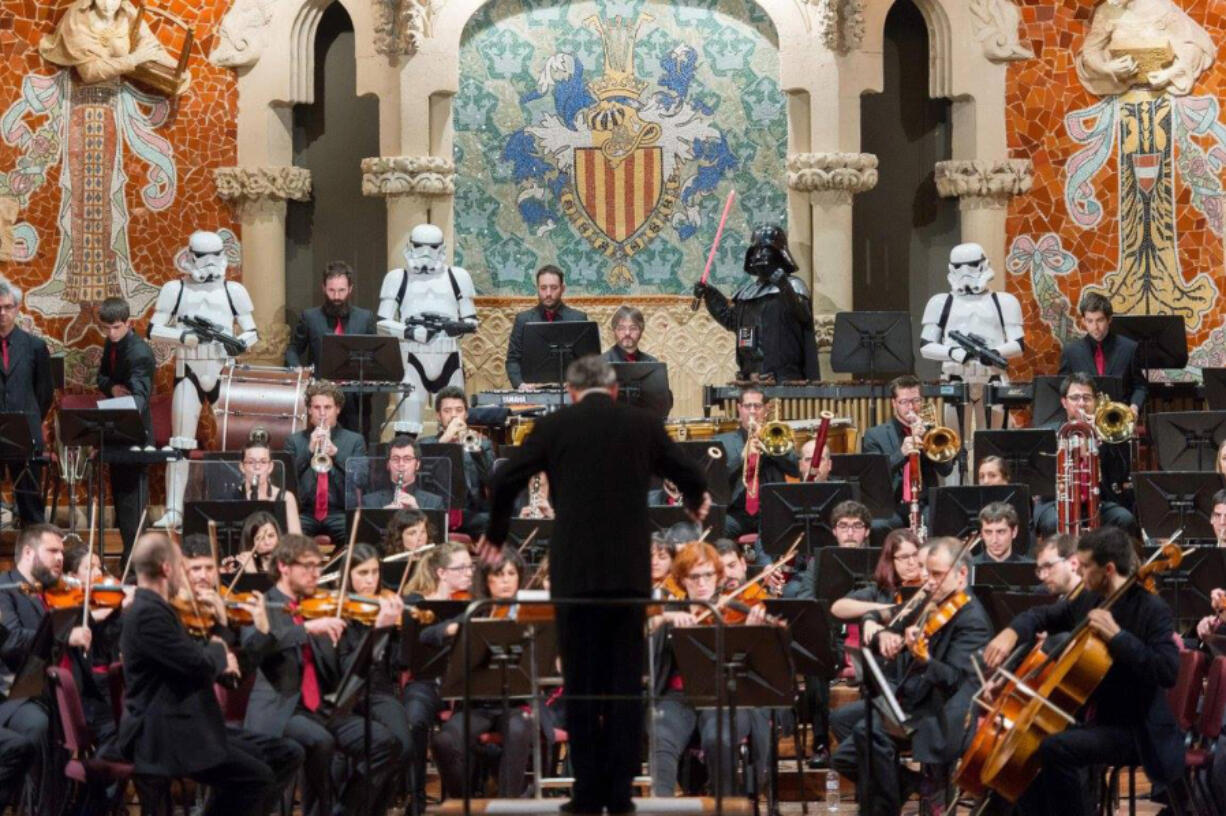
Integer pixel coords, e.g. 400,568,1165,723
718,583,771,624
290,591,435,627
908,590,970,660
171,595,219,638
43,577,126,611
450,590,472,601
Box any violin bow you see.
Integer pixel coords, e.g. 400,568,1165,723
514,527,540,557
694,533,802,623
207,520,220,572
118,508,148,586
395,543,437,596
81,499,99,631
223,551,248,595
335,508,360,614
177,558,208,631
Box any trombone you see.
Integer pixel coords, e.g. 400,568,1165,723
916,401,960,464
1093,393,1134,444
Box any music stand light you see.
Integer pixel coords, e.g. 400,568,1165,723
1134,471,1226,541
829,454,895,519
930,484,1032,542
1112,315,1189,371
521,321,601,385
830,311,914,426
973,429,1057,498
1150,411,1226,471
759,482,855,559
319,335,406,441
611,361,672,418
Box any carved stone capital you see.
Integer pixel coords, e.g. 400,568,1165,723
374,0,443,58
970,0,1034,63
214,166,312,217
934,159,1032,208
810,0,865,54
787,153,878,199
814,313,837,350
361,156,456,198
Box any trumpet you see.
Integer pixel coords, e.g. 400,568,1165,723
1093,393,1134,444
310,422,332,474
458,423,484,454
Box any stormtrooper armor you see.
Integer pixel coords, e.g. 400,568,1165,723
377,224,477,434
920,243,1024,380
148,230,258,526
695,224,820,382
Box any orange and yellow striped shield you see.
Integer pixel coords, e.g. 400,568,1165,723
572,146,663,244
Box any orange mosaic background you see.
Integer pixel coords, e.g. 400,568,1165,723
1005,0,1226,381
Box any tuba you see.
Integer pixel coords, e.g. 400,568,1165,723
918,401,961,463
1093,393,1134,444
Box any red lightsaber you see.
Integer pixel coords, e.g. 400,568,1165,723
690,189,736,311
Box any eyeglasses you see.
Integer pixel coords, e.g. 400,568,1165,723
1035,560,1062,575
443,564,474,573
741,403,765,411
291,561,322,571
389,456,418,465
894,552,920,562
686,570,718,581
1066,394,1096,404
835,522,867,532
895,397,923,407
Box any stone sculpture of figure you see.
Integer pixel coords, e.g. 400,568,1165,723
40,0,190,92
1075,0,1214,96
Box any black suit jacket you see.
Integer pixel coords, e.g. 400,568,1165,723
488,392,706,597
1008,584,1184,784
505,303,588,388
242,586,341,737
1059,332,1147,410
116,588,230,775
97,330,155,441
362,484,446,510
861,418,955,505
0,567,53,681
0,328,52,448
284,306,379,369
285,426,366,514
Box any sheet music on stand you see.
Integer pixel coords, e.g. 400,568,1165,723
848,646,914,739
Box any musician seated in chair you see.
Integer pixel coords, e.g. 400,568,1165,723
712,386,799,540
223,437,301,534
417,386,494,535
862,375,956,536
1032,373,1136,537
833,537,992,816
798,436,833,482
973,502,1029,564
285,381,365,545
982,527,1187,816
977,455,1010,486
361,436,447,511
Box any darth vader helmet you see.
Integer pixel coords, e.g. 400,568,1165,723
743,224,797,279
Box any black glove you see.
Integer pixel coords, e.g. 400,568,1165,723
443,320,475,338
769,269,788,287
692,281,711,301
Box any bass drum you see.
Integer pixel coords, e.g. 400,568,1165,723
214,363,311,451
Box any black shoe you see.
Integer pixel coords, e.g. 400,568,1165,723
560,799,602,816
607,801,636,816
899,767,923,803
806,746,831,769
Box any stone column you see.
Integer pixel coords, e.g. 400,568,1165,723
360,155,456,261
934,158,1033,281
786,152,877,367
214,166,312,365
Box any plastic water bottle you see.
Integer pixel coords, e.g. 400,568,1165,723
825,769,840,812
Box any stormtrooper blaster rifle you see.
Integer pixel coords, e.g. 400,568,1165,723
179,315,248,357
404,313,477,340
947,330,1009,369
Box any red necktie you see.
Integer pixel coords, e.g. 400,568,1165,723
1,337,8,371
291,608,322,711
544,310,557,322
625,352,637,362
900,424,914,502
745,453,760,516
1094,343,1105,376
334,317,343,335
314,447,329,521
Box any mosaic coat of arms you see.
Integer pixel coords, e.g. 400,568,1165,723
453,1,786,294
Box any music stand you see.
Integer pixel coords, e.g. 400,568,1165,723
1204,369,1226,411
762,599,838,677
829,454,895,519
1142,547,1226,626
418,444,468,510
611,362,672,418
347,508,448,546
404,601,470,681
830,311,914,426
0,413,34,462
973,429,1057,498
971,562,1042,591
521,321,601,385
1150,412,1226,471
930,484,1032,541
760,482,854,559
971,588,1056,632
1032,375,1123,426
183,500,285,560
813,547,884,603
507,518,554,560
60,407,148,547
1134,471,1225,542
652,442,730,506
650,505,726,540
319,335,406,441
230,573,273,594
1112,315,1189,371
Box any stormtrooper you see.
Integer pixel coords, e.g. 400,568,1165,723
377,224,477,435
148,230,258,526
693,224,820,382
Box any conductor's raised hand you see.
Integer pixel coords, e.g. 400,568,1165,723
474,535,501,567
687,492,712,525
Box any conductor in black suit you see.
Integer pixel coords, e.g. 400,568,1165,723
1059,291,1147,417
96,297,155,561
285,381,366,544
505,265,588,389
285,262,379,437
116,532,276,816
861,374,955,532
484,355,708,815
0,278,52,525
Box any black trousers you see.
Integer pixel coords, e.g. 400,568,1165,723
404,681,442,814
829,700,905,816
433,704,534,798
0,698,49,809
108,463,146,563
557,599,645,811
1017,725,1137,816
225,726,305,815
283,709,399,816
4,459,43,526
298,512,346,546
134,734,275,816
0,725,34,809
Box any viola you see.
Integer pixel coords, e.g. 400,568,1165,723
908,590,970,661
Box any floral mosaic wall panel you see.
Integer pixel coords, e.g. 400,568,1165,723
1006,0,1226,381
453,0,787,295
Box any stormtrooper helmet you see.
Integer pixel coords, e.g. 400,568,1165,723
186,230,227,283
743,224,797,279
947,243,993,295
405,224,446,275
